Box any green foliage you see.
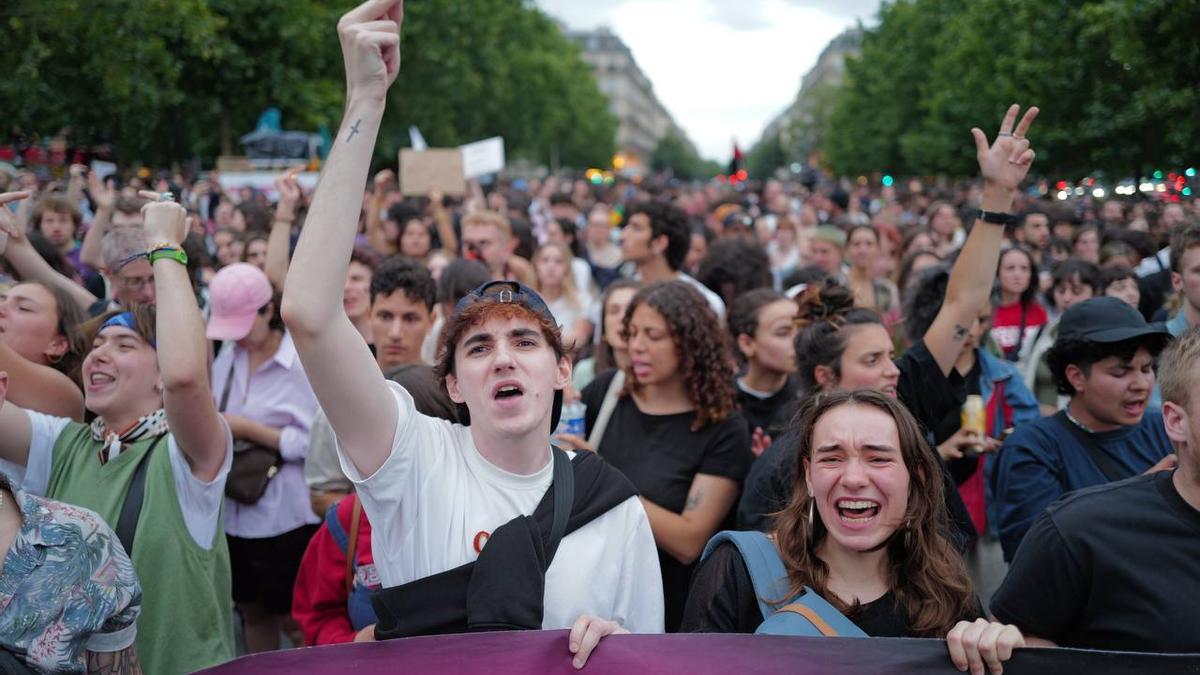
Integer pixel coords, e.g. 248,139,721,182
0,0,617,169
651,132,716,180
824,0,1200,178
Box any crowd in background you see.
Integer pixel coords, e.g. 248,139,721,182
0,135,1198,672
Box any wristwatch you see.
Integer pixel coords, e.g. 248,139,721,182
978,210,1018,226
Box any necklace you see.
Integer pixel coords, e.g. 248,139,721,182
1064,407,1095,434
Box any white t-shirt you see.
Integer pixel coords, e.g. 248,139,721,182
20,410,233,550
678,272,726,319
336,381,665,633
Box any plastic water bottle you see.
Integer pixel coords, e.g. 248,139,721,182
558,400,586,437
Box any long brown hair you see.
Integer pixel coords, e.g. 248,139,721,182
772,390,975,636
622,280,736,431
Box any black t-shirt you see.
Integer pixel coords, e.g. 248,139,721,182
933,359,983,486
735,376,800,439
581,369,753,632
991,470,1200,653
736,340,975,552
680,541,982,635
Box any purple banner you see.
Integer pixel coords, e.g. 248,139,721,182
197,631,1200,675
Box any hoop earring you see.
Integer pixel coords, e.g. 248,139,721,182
47,352,64,365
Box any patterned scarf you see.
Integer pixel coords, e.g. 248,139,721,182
90,409,169,464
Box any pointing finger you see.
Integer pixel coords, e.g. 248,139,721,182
1013,106,1039,140
998,104,1019,136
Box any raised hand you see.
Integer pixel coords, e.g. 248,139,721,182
0,191,31,244
971,104,1039,194
337,0,404,104
138,191,188,245
88,170,116,211
275,165,303,216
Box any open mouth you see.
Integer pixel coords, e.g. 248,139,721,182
1123,399,1146,415
493,382,525,401
835,498,881,523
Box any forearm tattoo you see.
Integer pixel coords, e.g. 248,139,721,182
87,645,141,675
346,118,363,142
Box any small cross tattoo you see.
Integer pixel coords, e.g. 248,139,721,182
346,119,362,142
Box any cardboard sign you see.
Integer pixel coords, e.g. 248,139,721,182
399,149,466,196
460,137,505,179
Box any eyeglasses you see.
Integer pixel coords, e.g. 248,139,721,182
118,274,155,292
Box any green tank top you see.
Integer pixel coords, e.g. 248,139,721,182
45,423,234,675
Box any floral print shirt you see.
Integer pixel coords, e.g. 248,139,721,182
0,490,141,673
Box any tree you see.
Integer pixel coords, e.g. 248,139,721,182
0,0,617,169
823,0,1200,179
651,132,716,181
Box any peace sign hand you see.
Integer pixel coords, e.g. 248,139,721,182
971,104,1039,193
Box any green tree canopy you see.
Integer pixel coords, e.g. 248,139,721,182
822,0,1199,179
0,0,617,169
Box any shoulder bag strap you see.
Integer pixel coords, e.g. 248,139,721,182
543,448,574,566
586,370,625,450
345,498,363,595
1051,411,1125,482
115,434,168,556
776,587,869,638
701,530,790,620
218,355,237,413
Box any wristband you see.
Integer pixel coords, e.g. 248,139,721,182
148,246,188,266
978,210,1018,227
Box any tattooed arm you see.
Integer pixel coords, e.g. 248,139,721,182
86,645,142,675
923,104,1039,376
639,474,740,565
282,0,404,478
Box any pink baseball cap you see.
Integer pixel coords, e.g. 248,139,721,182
206,263,274,341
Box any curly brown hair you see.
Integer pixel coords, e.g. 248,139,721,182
773,390,975,637
622,280,736,431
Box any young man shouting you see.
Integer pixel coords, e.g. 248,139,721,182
991,326,1200,653
992,296,1175,560
282,0,663,667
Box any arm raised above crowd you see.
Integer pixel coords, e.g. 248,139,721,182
282,0,403,478
139,194,227,482
924,104,1038,376
0,191,99,315
265,166,302,291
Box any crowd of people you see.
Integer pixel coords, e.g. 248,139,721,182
0,1,1197,673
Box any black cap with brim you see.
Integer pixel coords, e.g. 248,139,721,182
1057,296,1171,348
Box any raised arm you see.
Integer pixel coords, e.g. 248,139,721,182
80,171,116,270
429,188,457,254
924,104,1039,375
365,169,398,255
282,0,403,478
0,191,99,314
139,193,228,482
0,343,84,420
265,166,302,291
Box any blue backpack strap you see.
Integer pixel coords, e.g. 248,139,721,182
701,530,868,638
325,498,350,553
771,587,868,637
701,530,791,620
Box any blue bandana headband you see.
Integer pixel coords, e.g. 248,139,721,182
100,312,156,348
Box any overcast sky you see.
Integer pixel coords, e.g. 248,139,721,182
536,0,882,161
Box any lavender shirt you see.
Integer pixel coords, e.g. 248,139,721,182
212,332,320,538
